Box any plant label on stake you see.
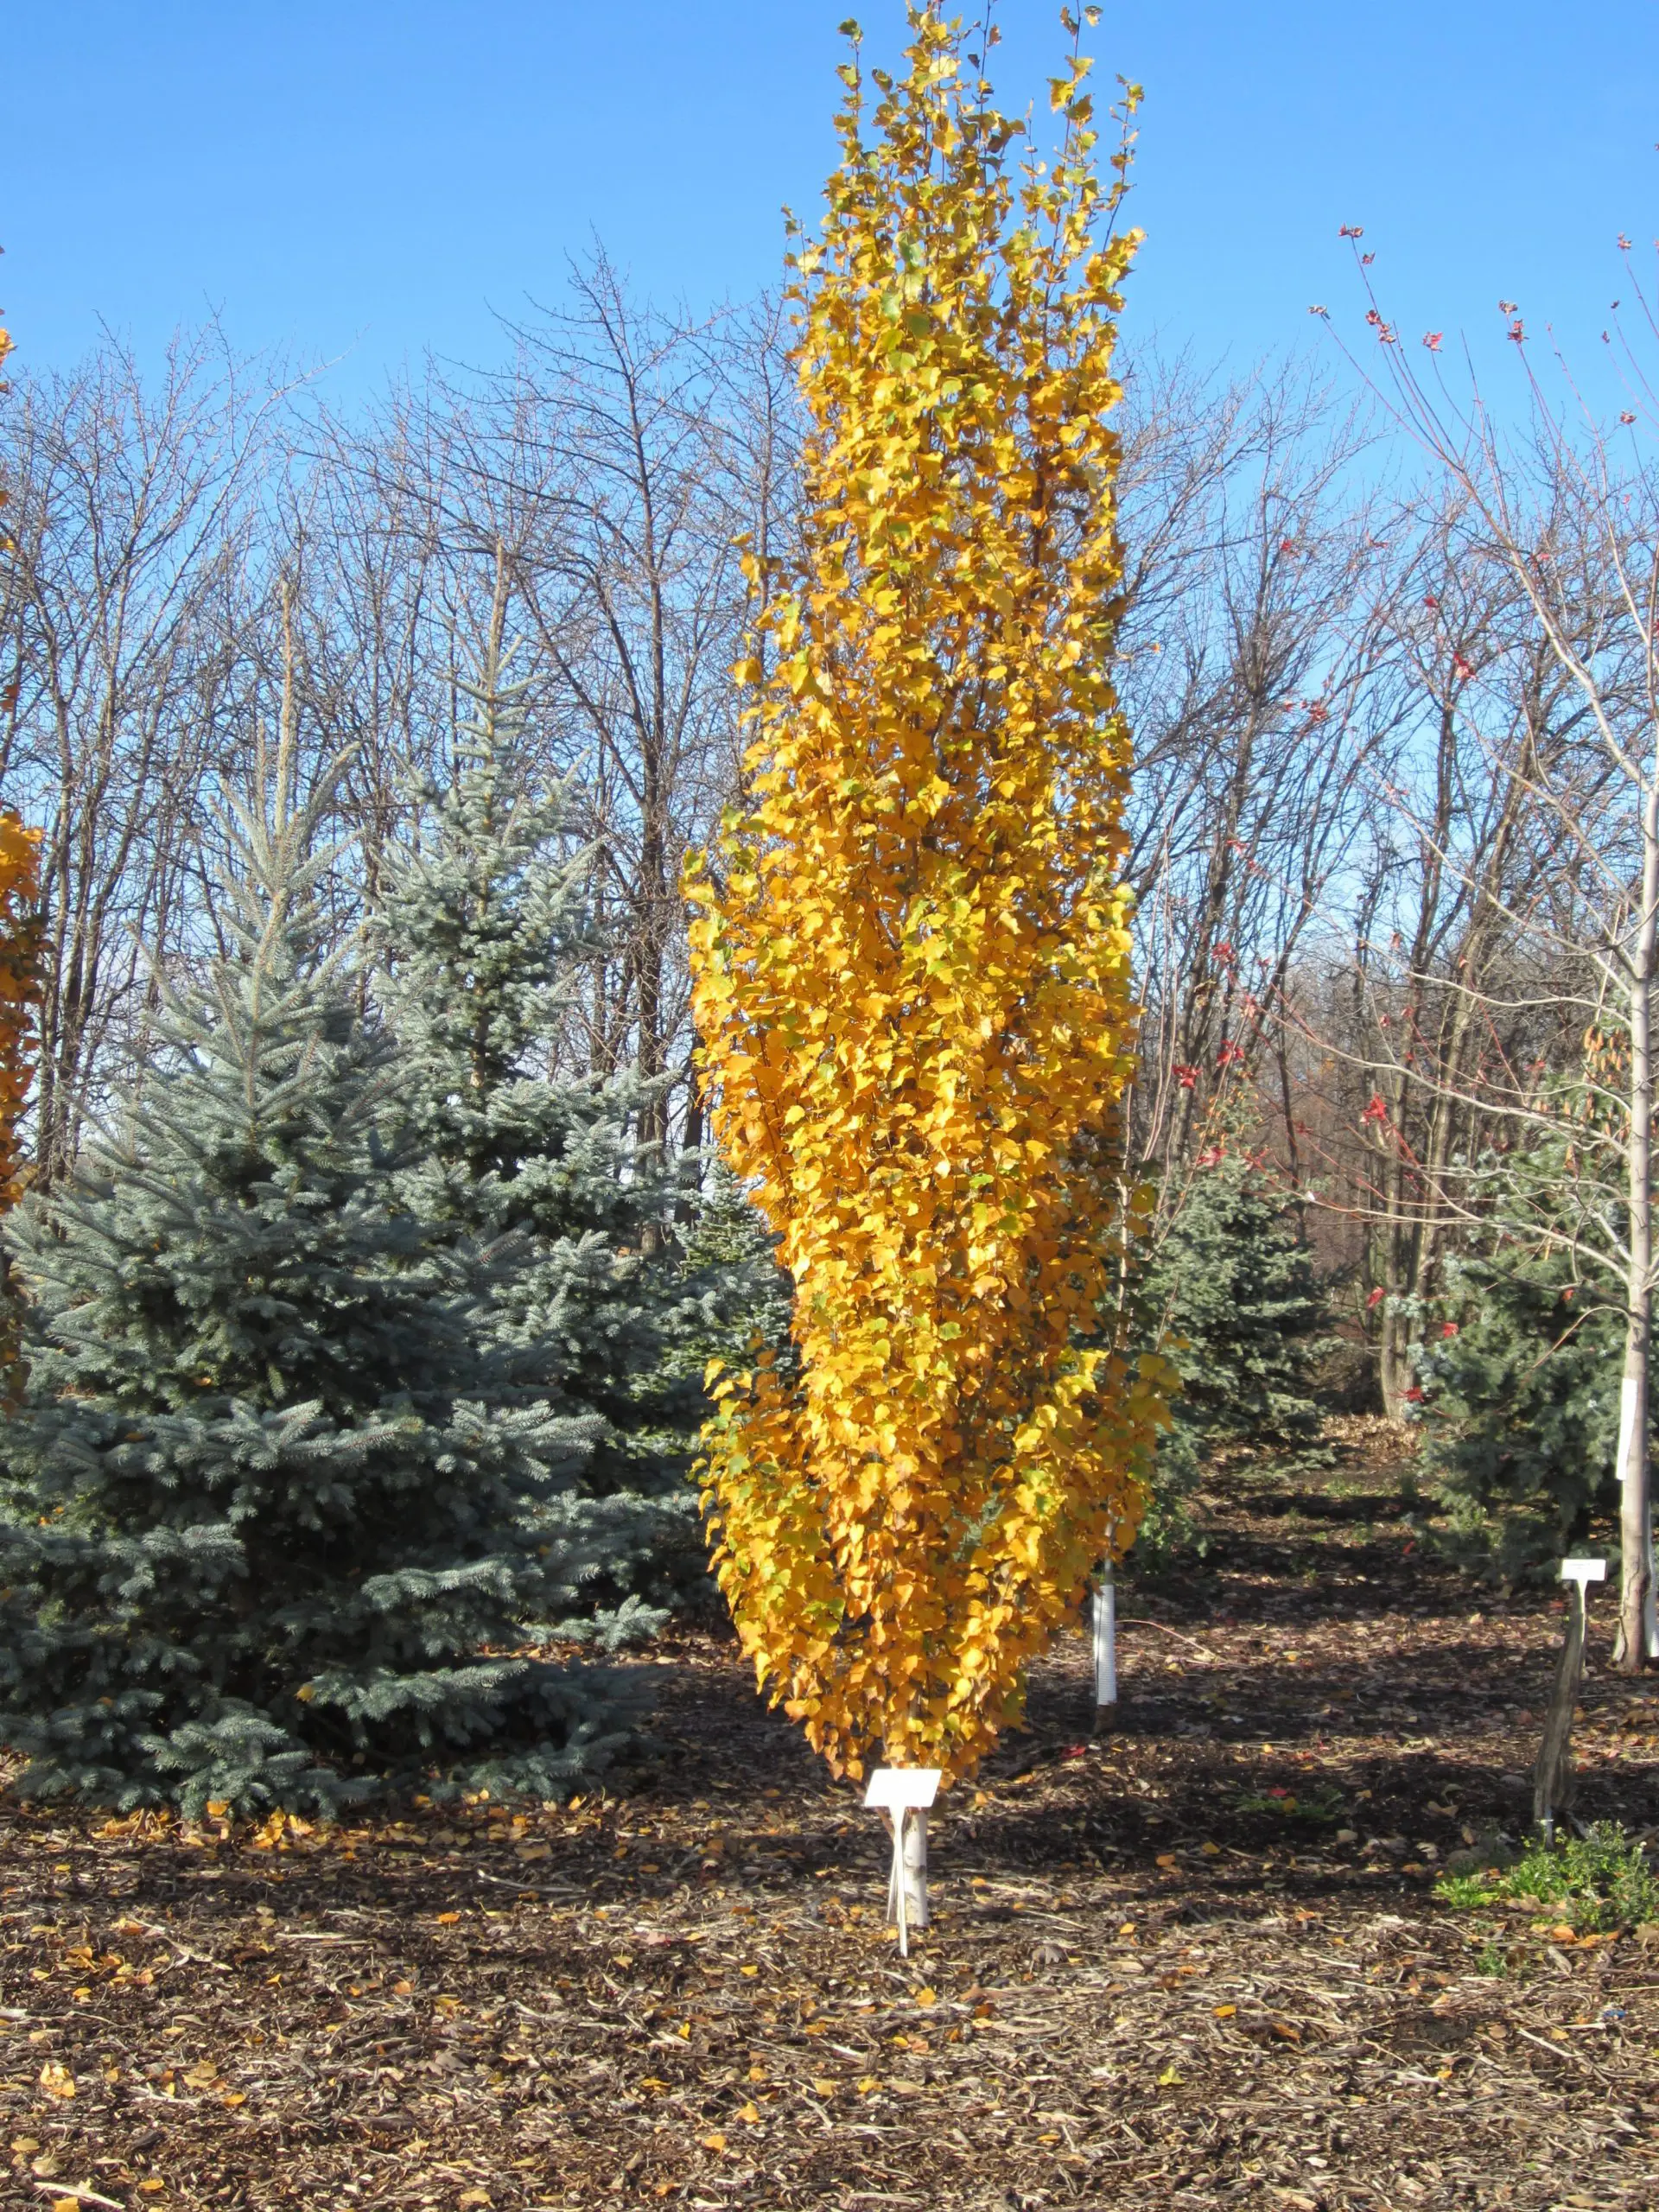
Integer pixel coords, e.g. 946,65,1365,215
1533,1557,1607,1846
864,1769,941,1956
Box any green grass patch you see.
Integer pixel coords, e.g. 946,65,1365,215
1472,1940,1520,1977
1433,1823,1657,1932
1232,1782,1346,1825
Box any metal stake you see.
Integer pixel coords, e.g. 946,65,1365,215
1533,1557,1606,1843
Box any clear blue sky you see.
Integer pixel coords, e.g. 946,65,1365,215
3,2,1656,403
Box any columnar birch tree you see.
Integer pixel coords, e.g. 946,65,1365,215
688,4,1170,1783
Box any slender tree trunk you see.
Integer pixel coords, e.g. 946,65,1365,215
675,1054,705,1228
1375,1105,1417,1416
1376,1244,1416,1414
1615,821,1659,1669
887,1811,928,1938
1373,1068,1421,1416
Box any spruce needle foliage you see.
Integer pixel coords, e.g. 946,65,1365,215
686,5,1171,1783
1142,1143,1329,1554
0,739,639,1814
376,642,734,1629
1416,1077,1636,1583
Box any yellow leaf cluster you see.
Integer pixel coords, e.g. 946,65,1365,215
0,310,45,1313
685,8,1173,1784
0,805,42,1215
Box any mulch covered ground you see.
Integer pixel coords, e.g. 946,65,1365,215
3,1418,1657,2211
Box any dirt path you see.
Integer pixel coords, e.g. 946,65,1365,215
3,1424,1656,2209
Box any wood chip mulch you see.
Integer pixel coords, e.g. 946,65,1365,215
3,1418,1657,2209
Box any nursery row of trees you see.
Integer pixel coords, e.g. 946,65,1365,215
2,6,1656,1808
8,317,1653,1527
0,601,789,1809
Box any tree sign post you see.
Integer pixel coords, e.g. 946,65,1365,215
1534,1557,1607,1847
865,1768,941,1956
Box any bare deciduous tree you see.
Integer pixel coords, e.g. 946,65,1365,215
1113,358,1402,1198
1315,288,1659,1667
0,327,285,1175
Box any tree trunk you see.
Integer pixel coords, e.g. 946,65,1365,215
1091,1573,1117,1732
1615,861,1658,1669
1376,1230,1416,1416
675,1056,705,1229
1375,1120,1417,1416
885,1810,928,1947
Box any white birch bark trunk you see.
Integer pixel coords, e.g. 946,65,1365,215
886,1811,928,1948
1615,809,1659,1669
902,1810,928,1928
1093,1574,1117,1713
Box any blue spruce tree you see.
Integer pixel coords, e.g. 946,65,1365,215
0,735,643,1815
373,644,754,1626
1135,1143,1329,1558
1417,1238,1623,1580
1416,1103,1637,1583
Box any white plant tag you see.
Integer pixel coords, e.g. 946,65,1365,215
1560,1558,1607,1584
864,1770,940,1955
864,1768,942,1811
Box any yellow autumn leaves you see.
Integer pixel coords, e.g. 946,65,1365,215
0,307,41,1236
687,7,1172,1783
0,808,41,1216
